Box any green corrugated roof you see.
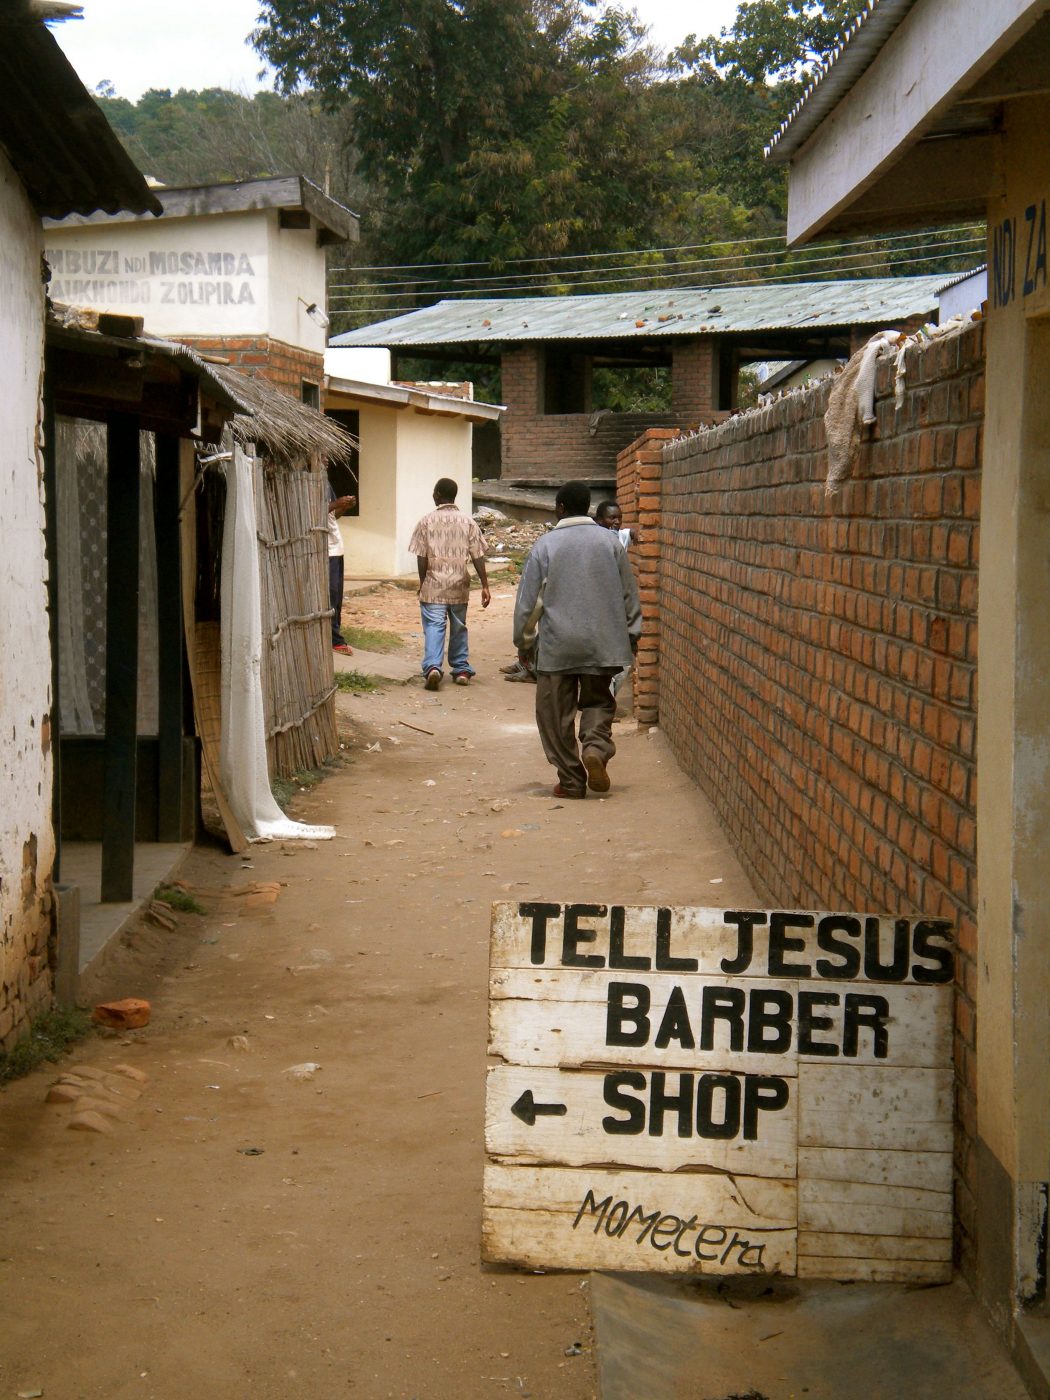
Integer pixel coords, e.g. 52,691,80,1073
331,276,946,348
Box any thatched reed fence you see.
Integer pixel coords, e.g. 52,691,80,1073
213,364,355,780
254,461,338,777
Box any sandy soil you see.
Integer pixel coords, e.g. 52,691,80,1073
0,583,756,1400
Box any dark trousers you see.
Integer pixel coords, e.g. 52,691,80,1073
329,555,346,646
535,672,616,795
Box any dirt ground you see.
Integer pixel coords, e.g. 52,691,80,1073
0,582,758,1400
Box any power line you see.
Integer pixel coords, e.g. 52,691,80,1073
327,221,985,278
331,247,984,322
328,236,985,304
328,229,982,293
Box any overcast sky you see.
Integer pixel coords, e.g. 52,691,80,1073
54,1,742,101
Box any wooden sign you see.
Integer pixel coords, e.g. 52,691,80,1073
483,903,955,1281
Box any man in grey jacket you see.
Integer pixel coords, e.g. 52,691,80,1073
512,480,642,798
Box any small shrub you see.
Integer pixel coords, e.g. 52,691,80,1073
154,884,205,915
335,670,381,694
0,1006,94,1085
344,625,404,654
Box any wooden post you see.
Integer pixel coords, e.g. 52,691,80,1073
155,432,184,841
42,376,62,882
100,413,140,903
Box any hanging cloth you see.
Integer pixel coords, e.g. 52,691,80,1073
219,438,335,842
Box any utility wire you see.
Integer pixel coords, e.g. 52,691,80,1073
329,230,982,292
328,220,984,275
333,245,984,320
328,236,985,304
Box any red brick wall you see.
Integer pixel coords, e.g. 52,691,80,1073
671,338,716,416
500,344,724,482
648,321,984,1277
616,428,683,723
182,335,325,403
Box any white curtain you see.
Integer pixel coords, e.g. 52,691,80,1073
218,438,334,842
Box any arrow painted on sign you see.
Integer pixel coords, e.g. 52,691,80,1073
511,1090,567,1127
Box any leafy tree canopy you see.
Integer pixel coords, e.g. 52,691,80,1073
97,4,980,333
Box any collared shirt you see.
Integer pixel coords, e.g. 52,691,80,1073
409,504,486,604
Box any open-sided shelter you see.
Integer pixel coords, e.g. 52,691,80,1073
331,277,948,485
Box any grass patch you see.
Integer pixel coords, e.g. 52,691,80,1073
344,625,405,653
0,1006,94,1086
334,669,382,694
271,762,341,810
154,884,205,915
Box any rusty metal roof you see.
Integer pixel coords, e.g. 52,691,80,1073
0,4,161,220
330,276,946,348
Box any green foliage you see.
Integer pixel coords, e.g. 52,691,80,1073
343,626,404,654
270,762,342,809
591,366,672,414
154,885,205,915
0,1007,94,1086
99,3,977,332
252,0,688,283
675,0,869,85
334,670,382,693
94,86,365,210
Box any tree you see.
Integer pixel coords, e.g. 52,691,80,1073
691,0,870,85
251,0,687,279
95,86,364,208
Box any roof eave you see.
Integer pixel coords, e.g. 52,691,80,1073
0,11,161,220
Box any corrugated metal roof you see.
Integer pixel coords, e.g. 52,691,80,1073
49,175,359,242
0,4,161,220
766,0,921,162
936,264,987,295
330,276,946,348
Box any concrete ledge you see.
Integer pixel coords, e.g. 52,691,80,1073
592,1272,1028,1400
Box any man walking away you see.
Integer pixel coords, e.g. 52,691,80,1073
328,482,357,653
409,477,491,689
513,480,641,797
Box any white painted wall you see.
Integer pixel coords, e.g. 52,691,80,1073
337,405,474,577
324,347,391,384
266,214,327,355
0,149,56,1045
344,405,399,576
939,269,988,320
397,412,474,576
45,208,327,353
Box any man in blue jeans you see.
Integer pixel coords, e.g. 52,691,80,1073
409,478,491,689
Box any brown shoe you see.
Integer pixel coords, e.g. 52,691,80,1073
553,784,586,800
425,669,441,690
583,750,611,793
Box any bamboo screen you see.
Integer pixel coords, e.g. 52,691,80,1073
254,460,338,777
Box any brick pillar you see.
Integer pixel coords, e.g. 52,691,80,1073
499,347,542,477
671,337,716,417
616,427,681,725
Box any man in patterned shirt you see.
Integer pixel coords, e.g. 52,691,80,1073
409,478,491,689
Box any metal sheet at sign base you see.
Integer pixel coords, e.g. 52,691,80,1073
482,902,955,1282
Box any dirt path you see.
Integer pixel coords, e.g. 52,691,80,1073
0,585,756,1400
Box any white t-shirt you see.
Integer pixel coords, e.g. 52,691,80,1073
328,512,344,558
